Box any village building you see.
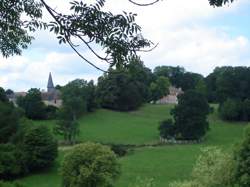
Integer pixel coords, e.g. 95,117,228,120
41,73,62,107
156,86,183,104
8,73,62,107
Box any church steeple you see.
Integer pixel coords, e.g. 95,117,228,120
47,72,55,92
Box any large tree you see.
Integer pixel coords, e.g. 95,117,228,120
0,0,235,70
16,88,46,120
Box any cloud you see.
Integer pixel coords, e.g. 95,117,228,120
1,0,250,90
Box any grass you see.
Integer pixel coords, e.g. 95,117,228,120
18,104,249,187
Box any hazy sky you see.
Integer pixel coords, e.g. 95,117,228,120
1,0,250,91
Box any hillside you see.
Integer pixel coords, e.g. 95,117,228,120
18,104,248,187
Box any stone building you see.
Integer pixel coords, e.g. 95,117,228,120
41,73,62,107
156,86,183,104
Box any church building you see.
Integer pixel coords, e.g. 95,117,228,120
41,73,62,107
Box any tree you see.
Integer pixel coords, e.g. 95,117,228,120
171,90,210,140
54,79,96,144
219,98,241,121
0,144,23,180
16,88,46,120
192,147,235,187
0,101,22,143
158,119,175,139
150,76,170,103
234,126,250,187
22,125,57,171
0,87,8,103
0,0,235,71
97,59,151,111
61,142,120,187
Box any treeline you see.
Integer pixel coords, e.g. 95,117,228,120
205,66,250,121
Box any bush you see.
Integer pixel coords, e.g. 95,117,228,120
110,144,128,157
45,105,58,119
158,119,175,139
192,147,235,187
22,125,58,171
219,98,241,121
61,142,120,187
234,126,250,187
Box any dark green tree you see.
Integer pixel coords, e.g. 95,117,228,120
234,126,250,187
22,125,57,171
0,87,8,103
150,76,170,103
171,90,210,140
54,79,96,144
16,88,46,120
97,64,147,111
0,101,22,143
61,142,120,187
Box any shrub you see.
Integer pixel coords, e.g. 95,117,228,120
234,126,250,187
219,98,241,121
61,142,120,187
192,147,235,187
22,125,58,171
45,105,58,119
0,144,24,180
110,144,128,157
158,119,175,139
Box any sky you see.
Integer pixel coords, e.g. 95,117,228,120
1,0,250,91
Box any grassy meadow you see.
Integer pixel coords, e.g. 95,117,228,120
18,104,249,187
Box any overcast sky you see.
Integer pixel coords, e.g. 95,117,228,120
1,0,250,91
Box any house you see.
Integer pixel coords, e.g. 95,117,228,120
156,86,183,104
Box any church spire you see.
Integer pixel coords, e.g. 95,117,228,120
47,72,55,92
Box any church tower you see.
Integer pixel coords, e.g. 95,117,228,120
47,72,55,93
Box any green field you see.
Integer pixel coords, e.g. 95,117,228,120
18,104,249,187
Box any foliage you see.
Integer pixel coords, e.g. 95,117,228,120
54,79,97,144
150,76,170,103
0,101,22,143
97,58,152,111
110,144,128,157
22,125,57,171
171,90,210,140
0,88,8,103
0,144,24,180
61,142,120,187
219,98,250,121
45,105,58,119
158,119,175,139
219,98,241,121
16,88,46,120
192,147,235,187
234,126,250,187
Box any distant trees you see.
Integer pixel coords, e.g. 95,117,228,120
150,76,170,103
206,66,250,121
159,90,210,140
61,142,120,187
54,79,98,144
17,88,46,120
153,66,205,92
97,58,154,111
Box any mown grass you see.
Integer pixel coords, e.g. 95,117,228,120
18,104,249,187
